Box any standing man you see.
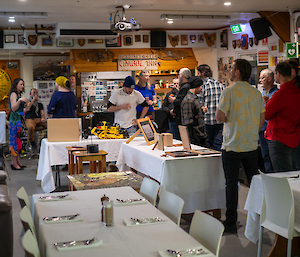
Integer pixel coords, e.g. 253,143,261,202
181,76,207,147
265,61,300,172
107,76,149,136
25,88,47,153
168,68,191,127
258,69,278,173
216,59,265,234
197,64,224,150
162,78,180,139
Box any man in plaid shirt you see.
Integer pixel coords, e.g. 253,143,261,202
197,64,224,150
181,76,207,147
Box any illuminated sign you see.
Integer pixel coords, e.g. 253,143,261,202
230,24,242,34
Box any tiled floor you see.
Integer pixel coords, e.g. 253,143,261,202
5,155,274,257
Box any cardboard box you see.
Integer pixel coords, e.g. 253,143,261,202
162,133,173,147
47,118,82,142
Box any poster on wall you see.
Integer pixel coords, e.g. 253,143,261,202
258,51,269,65
218,57,233,87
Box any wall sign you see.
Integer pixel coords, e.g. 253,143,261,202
286,42,298,58
118,60,158,71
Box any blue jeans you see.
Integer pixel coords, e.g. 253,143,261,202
258,131,273,173
222,149,259,226
269,140,297,172
126,126,137,137
168,121,180,140
205,124,223,151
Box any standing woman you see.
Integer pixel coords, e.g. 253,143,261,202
9,78,29,170
135,70,157,119
47,76,78,118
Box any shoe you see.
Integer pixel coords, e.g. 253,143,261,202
11,164,23,170
223,221,237,234
20,165,27,168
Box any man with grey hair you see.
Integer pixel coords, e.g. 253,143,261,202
258,68,278,172
168,68,192,126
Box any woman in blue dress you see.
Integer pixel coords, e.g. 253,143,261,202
9,78,29,170
135,70,157,119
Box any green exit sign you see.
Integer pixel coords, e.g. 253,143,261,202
230,24,242,34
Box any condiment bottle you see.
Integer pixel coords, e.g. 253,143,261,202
103,200,114,227
101,194,109,222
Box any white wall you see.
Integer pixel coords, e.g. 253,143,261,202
193,47,218,80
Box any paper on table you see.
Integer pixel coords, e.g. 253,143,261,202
55,238,102,251
43,215,83,224
39,195,72,202
124,217,166,227
114,198,148,206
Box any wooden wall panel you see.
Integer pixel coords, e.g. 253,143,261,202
71,48,197,73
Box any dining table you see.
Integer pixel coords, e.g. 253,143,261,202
31,186,216,257
36,136,143,193
244,170,300,256
116,139,226,214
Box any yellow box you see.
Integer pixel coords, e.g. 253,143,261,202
47,118,82,142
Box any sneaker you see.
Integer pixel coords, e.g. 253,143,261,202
223,221,237,234
31,141,37,150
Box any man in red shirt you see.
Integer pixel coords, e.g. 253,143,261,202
265,61,300,172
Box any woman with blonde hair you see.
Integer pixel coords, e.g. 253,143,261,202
135,70,157,119
9,78,29,170
47,76,78,118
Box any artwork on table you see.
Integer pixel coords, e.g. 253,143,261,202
88,39,103,44
198,34,204,43
135,35,141,42
42,37,53,46
56,38,74,47
5,34,15,43
181,35,188,45
168,35,179,47
105,36,121,47
143,35,149,43
136,117,156,145
18,35,25,44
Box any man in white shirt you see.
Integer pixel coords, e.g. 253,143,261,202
107,76,149,135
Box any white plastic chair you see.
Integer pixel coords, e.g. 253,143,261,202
20,206,37,241
139,177,160,205
17,187,31,210
189,210,224,256
158,189,184,226
22,230,40,257
257,172,300,257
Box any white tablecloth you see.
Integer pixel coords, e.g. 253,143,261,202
32,187,216,257
36,136,143,193
244,170,300,243
0,111,6,144
116,140,226,214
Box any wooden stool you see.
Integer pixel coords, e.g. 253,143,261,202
73,150,108,175
66,146,87,175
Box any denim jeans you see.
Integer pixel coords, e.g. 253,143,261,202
205,124,223,151
258,131,273,173
269,140,297,172
168,121,180,140
222,149,259,226
126,126,137,137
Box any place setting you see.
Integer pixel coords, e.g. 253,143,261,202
38,193,72,202
43,213,83,224
114,198,148,206
54,236,102,251
158,247,210,256
123,216,166,227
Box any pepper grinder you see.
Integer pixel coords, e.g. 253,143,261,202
101,194,109,222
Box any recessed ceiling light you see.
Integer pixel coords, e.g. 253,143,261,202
9,18,15,23
224,2,231,5
167,20,173,24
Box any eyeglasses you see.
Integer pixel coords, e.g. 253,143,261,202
173,83,179,84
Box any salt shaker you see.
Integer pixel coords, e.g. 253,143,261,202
101,194,109,222
103,200,114,227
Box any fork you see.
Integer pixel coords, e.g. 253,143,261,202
67,213,80,220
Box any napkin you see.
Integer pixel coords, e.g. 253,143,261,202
124,217,166,227
43,214,83,224
39,195,72,202
114,198,148,206
158,247,209,257
55,238,102,251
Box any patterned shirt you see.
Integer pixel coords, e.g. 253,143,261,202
201,77,224,125
218,81,265,152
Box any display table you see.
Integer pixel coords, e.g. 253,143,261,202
31,187,216,257
116,140,226,214
67,171,143,191
36,136,144,193
0,111,6,144
244,171,300,256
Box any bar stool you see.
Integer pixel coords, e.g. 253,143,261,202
73,150,108,175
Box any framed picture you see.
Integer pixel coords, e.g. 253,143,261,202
198,34,204,43
143,35,149,43
88,39,104,43
105,36,121,47
135,35,141,42
181,35,188,45
136,117,156,145
123,35,133,46
7,61,18,69
5,34,15,43
42,37,53,46
18,35,25,44
56,38,73,47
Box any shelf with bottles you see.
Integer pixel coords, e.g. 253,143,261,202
135,70,178,77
